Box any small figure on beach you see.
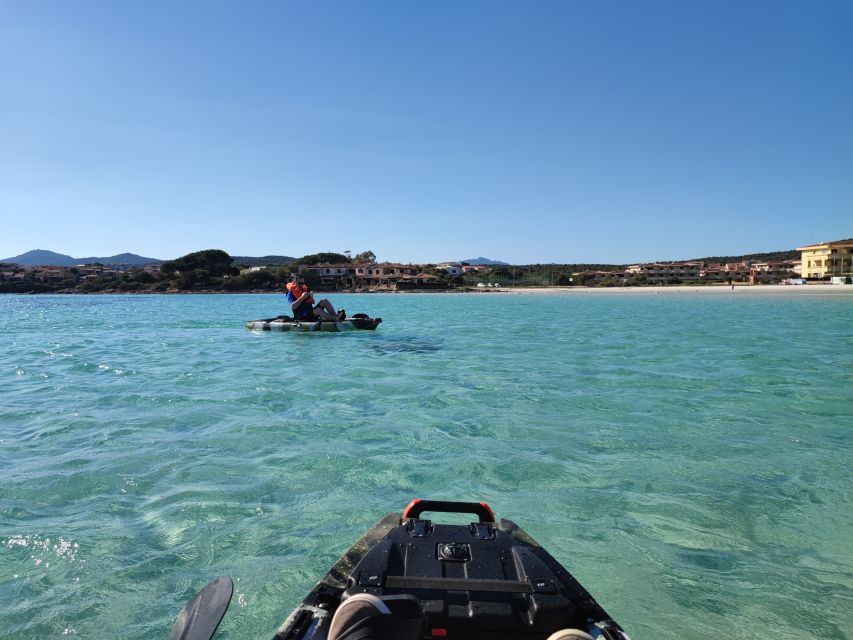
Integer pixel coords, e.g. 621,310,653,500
286,275,345,322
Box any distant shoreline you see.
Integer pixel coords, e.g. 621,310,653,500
5,284,852,296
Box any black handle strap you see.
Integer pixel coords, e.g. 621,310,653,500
402,499,495,523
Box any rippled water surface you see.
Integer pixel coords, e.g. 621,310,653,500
1,292,851,640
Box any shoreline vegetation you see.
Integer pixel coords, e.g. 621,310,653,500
3,247,848,296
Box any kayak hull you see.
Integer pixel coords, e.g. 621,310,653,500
245,315,382,332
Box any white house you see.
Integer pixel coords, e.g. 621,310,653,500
438,262,463,276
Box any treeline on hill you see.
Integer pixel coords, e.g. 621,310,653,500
687,249,798,263
231,255,296,267
230,251,380,267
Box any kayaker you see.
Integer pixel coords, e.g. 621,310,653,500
286,275,345,322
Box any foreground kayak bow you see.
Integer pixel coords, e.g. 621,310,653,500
173,500,630,640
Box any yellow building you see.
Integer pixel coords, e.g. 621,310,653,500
797,239,853,279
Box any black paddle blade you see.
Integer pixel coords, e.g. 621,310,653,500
170,576,234,640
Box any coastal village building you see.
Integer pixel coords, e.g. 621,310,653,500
797,239,853,280
437,262,463,276
699,266,725,282
0,263,27,280
790,260,802,276
573,270,626,285
35,266,67,282
75,264,116,282
749,262,797,284
722,262,752,282
303,262,429,289
1,261,157,290
625,262,702,283
395,273,445,290
624,260,795,284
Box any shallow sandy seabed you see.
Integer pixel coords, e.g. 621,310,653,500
460,284,853,295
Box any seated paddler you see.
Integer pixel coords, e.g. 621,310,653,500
285,275,345,322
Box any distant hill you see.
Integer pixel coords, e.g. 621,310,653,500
461,257,509,265
2,249,162,266
76,252,163,265
231,255,297,267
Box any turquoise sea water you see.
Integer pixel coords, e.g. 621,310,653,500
1,292,851,640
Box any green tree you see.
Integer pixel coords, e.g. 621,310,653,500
353,250,376,263
176,269,215,290
161,250,236,278
274,266,294,285
127,269,155,284
242,270,276,289
294,252,351,266
222,275,246,291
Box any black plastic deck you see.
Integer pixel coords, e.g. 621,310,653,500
273,512,627,640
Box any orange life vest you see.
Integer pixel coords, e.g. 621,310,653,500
286,282,314,306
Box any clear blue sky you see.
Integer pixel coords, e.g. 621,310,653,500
1,1,851,264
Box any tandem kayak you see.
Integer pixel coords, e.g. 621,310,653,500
245,314,382,332
171,500,630,640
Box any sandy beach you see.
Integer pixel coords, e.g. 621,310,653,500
464,284,853,295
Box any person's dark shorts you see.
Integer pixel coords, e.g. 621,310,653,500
295,305,315,321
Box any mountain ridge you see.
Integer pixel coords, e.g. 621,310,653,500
2,250,164,266
460,257,509,265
